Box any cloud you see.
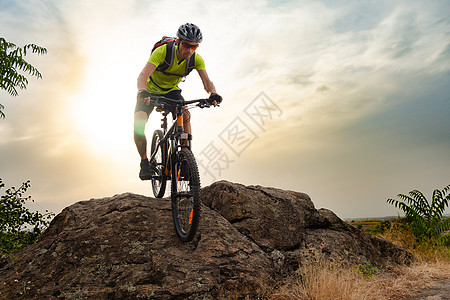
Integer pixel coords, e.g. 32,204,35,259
191,0,450,217
1,0,449,218
252,1,450,134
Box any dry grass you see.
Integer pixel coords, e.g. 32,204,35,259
272,223,450,300
272,258,449,300
380,259,450,299
379,220,450,262
273,260,386,300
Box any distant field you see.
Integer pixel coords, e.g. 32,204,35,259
347,221,382,231
348,217,450,234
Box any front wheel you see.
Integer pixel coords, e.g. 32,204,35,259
150,130,167,198
171,149,201,242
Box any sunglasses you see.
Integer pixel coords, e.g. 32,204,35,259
180,41,199,50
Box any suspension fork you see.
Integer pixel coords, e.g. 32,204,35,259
176,107,193,150
164,107,191,179
169,107,187,193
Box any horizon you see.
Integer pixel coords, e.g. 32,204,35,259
1,0,449,219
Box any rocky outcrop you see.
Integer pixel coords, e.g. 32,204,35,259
0,181,412,299
202,181,412,275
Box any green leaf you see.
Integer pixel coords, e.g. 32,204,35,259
0,178,54,254
0,37,47,118
387,184,450,244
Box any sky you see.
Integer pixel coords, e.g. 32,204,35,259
1,0,449,219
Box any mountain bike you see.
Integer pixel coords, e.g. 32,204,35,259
148,95,214,242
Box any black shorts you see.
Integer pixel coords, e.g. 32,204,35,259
134,89,184,116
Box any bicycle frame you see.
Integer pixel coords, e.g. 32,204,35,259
147,96,214,241
148,97,209,182
149,110,187,181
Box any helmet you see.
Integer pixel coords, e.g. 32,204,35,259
176,23,203,43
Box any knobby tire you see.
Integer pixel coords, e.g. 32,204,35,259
151,130,167,198
171,148,201,242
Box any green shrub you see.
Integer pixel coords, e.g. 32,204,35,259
387,185,450,246
353,263,380,279
0,178,54,254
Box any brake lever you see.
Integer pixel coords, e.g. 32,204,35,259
198,100,211,108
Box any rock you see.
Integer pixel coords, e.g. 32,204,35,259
202,181,330,251
0,181,412,299
0,254,9,269
0,192,273,299
202,181,413,274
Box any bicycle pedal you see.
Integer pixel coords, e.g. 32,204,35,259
150,164,159,173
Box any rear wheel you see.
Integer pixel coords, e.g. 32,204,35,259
150,130,167,198
171,148,201,242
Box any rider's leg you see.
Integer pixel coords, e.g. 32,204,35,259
134,111,149,159
183,108,191,135
178,108,191,148
164,90,191,146
134,98,154,180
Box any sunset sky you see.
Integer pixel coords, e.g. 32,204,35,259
1,0,449,219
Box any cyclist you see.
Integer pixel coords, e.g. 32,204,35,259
134,23,222,180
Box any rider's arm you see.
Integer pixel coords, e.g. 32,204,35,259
137,62,157,91
198,69,222,106
197,69,217,95
137,62,157,104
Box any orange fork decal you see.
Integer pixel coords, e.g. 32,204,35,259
189,209,193,224
177,116,183,127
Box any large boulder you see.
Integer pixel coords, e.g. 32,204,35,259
0,181,412,299
202,181,412,274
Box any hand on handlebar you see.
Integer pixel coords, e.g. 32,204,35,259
208,93,222,107
137,89,152,105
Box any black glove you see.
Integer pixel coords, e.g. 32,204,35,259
137,89,151,100
208,93,222,104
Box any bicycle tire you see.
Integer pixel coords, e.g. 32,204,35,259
171,148,201,242
150,130,167,198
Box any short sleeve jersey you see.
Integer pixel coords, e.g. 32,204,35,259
147,44,206,94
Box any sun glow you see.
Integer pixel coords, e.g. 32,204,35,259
71,46,138,157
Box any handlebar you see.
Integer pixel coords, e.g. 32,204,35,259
138,90,220,110
150,95,216,110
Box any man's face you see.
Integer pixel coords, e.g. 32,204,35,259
178,39,199,61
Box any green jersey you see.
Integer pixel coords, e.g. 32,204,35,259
147,44,206,94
